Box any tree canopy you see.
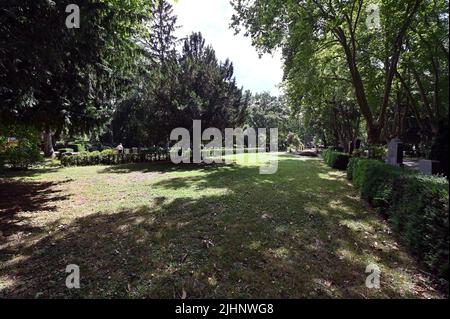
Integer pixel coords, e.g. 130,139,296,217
231,0,449,156
0,0,151,154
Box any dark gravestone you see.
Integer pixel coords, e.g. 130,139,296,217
355,139,362,150
397,143,404,164
349,141,354,155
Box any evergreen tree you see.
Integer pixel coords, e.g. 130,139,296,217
0,0,151,156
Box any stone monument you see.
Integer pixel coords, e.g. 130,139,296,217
386,138,403,166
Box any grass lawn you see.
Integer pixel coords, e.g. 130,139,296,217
0,153,446,298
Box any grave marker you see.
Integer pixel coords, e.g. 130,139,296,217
386,138,403,166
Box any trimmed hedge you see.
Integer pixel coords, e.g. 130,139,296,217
347,157,449,278
322,149,350,170
61,147,265,167
61,148,170,166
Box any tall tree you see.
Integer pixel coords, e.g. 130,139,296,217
231,0,424,144
146,0,178,66
178,32,248,131
112,7,250,147
0,0,151,156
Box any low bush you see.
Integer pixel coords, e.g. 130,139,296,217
347,157,449,278
352,145,387,160
322,148,350,170
0,125,43,169
349,158,405,205
366,144,387,160
346,157,358,180
286,132,304,151
61,147,169,166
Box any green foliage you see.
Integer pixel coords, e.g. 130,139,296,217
246,93,301,149
391,174,449,277
231,0,449,148
348,158,449,278
0,125,43,169
67,143,86,153
351,144,387,160
349,158,402,205
111,3,250,147
322,149,350,170
100,149,117,156
366,145,387,160
61,148,169,167
1,0,152,135
286,132,303,151
346,157,359,180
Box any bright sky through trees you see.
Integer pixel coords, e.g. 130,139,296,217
172,0,283,95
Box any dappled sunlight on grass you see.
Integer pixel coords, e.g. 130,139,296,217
338,219,376,234
0,153,446,298
318,172,341,181
266,247,290,260
328,199,356,216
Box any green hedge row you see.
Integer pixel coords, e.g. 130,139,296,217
347,157,449,278
61,148,170,166
60,147,268,167
321,149,350,170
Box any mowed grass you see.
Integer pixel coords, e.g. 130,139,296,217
0,153,446,298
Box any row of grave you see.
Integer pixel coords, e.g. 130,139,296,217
347,138,442,176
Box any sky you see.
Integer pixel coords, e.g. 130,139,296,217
171,0,283,96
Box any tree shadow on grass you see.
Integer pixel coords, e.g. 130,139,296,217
0,178,71,238
1,156,444,298
98,161,234,175
150,157,349,198
0,198,413,298
0,165,64,179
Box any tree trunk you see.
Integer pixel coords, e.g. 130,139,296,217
367,124,381,145
333,27,378,144
332,0,421,146
43,129,55,158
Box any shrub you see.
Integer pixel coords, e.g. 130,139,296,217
350,158,404,205
347,158,449,278
61,148,170,167
391,174,449,277
366,144,387,160
100,149,117,156
0,125,43,169
322,148,350,170
286,132,304,151
346,157,359,180
351,145,387,160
